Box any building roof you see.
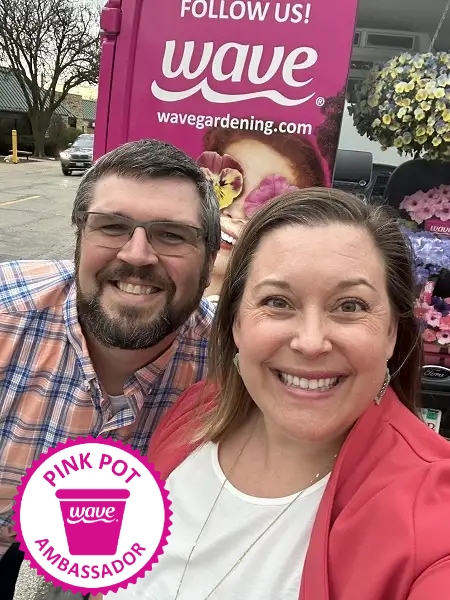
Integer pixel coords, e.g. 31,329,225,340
0,67,75,117
82,98,97,121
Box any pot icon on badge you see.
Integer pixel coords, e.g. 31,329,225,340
56,488,130,555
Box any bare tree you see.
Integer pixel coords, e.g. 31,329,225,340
0,0,100,156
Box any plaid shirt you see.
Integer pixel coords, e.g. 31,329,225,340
0,260,214,558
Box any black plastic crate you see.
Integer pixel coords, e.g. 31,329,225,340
421,365,450,439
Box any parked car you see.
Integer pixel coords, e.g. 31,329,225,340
59,134,94,175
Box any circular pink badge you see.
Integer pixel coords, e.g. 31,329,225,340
13,436,172,595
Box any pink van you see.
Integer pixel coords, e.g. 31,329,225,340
95,0,359,184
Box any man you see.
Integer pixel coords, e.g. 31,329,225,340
0,139,220,591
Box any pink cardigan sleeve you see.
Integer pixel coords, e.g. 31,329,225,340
406,462,450,597
407,558,450,598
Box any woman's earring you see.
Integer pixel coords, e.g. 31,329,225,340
375,366,391,405
233,352,241,375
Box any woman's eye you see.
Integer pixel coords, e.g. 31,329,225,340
265,297,290,309
338,299,367,313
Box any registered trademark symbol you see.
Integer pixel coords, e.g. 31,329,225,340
316,97,325,106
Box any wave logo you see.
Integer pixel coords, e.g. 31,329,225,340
56,489,130,555
67,505,117,525
151,40,318,107
425,218,450,237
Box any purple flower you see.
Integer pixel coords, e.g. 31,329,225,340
402,227,450,281
431,296,450,316
415,266,431,284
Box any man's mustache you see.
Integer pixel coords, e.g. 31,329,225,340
97,264,171,289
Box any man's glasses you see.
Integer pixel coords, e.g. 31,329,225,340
77,211,205,256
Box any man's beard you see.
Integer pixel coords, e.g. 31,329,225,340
76,259,209,351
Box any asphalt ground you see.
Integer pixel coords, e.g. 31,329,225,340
0,160,81,263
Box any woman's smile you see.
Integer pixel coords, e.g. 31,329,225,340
273,368,348,401
220,226,238,250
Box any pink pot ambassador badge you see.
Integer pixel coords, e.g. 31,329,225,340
13,437,172,595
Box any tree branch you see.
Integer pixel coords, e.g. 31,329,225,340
0,0,100,154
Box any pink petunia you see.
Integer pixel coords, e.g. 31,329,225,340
437,331,450,345
415,299,433,316
411,204,434,224
425,308,442,328
427,185,450,200
439,315,450,331
416,299,433,316
423,329,438,342
428,196,443,209
435,202,450,221
400,194,423,211
434,184,450,198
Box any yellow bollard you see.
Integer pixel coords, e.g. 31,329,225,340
11,129,18,164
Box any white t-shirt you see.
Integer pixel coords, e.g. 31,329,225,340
107,443,328,600
205,295,220,306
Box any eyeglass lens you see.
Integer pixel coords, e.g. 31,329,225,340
83,213,201,255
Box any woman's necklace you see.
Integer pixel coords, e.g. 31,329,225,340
174,423,338,600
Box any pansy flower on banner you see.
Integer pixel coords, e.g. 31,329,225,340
245,175,299,217
197,151,243,209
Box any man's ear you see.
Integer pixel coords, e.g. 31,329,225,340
205,253,217,288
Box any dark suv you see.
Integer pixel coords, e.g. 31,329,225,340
60,134,94,175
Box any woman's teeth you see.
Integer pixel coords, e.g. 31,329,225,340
221,231,236,245
278,372,340,391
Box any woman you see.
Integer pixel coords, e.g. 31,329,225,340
110,188,450,599
199,127,326,301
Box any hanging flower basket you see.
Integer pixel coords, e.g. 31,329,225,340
348,51,450,161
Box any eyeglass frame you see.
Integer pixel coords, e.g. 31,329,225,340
76,210,206,254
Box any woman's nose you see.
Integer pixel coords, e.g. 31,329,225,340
289,316,332,357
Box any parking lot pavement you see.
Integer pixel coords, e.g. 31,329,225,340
0,160,83,263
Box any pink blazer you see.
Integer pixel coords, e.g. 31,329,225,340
148,382,450,600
